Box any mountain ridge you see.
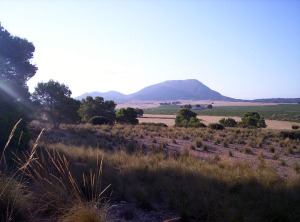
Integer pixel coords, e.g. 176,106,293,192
75,79,300,103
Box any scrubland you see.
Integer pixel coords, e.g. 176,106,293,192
1,121,300,221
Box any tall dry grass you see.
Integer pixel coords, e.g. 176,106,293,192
53,141,300,221
0,121,109,221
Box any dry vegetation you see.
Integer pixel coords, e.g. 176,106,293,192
1,121,300,221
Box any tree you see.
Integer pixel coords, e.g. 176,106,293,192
61,97,81,124
78,96,116,123
241,111,267,128
183,104,192,109
136,108,144,117
32,80,79,128
116,107,139,124
219,118,237,127
88,116,112,125
207,104,213,109
175,108,206,127
0,24,37,154
0,23,37,103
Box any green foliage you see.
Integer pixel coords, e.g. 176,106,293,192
136,108,144,117
0,24,36,155
61,98,81,124
182,104,192,109
116,107,139,124
175,108,206,127
206,104,213,109
88,116,112,125
78,96,116,123
0,23,37,103
140,122,168,127
219,117,237,127
32,80,78,128
280,131,300,140
208,123,225,130
241,111,267,128
292,125,299,130
175,108,197,124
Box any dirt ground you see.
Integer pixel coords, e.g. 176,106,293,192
139,114,300,130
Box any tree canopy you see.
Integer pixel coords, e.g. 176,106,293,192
32,80,80,128
219,118,238,127
78,96,116,123
0,24,37,154
0,23,37,102
175,108,206,127
116,107,139,124
241,111,267,128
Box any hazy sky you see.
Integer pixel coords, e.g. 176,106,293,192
1,0,299,99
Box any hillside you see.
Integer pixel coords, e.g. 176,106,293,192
126,79,234,101
76,79,235,101
75,79,300,102
76,90,126,101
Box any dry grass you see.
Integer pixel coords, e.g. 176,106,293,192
0,121,109,221
26,122,300,221
2,120,300,221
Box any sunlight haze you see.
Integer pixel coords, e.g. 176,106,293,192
1,0,299,99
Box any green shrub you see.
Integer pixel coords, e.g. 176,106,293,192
88,116,112,125
175,109,206,128
208,123,225,130
280,131,300,140
140,122,168,127
241,112,267,128
219,118,237,127
292,125,299,130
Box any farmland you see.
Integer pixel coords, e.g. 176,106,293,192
143,104,300,122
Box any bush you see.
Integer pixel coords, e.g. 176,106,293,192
241,112,267,128
175,109,206,128
116,107,139,124
208,123,225,130
88,116,112,125
219,118,237,127
292,125,299,130
280,131,300,140
140,122,168,127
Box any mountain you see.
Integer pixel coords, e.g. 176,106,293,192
76,79,235,101
126,79,234,101
76,91,126,101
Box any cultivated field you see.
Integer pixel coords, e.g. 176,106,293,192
118,100,300,123
139,114,300,130
117,100,283,109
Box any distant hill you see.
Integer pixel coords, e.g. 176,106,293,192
75,79,300,102
126,79,234,101
76,91,126,101
76,79,235,101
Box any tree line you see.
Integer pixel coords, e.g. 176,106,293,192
0,24,142,154
0,23,267,156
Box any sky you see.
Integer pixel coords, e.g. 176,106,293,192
1,0,299,99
